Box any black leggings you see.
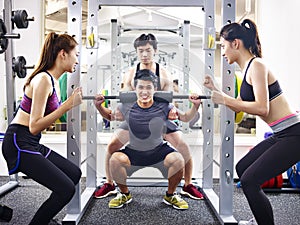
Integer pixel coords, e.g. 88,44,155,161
236,123,300,225
24,151,81,225
2,124,82,225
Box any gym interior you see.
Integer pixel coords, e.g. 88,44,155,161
0,0,299,224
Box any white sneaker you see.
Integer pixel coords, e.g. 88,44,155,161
238,218,258,225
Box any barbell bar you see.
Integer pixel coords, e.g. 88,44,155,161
82,91,211,103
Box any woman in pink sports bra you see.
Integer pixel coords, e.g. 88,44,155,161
2,32,83,225
204,19,300,225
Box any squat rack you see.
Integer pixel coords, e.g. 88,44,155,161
109,19,191,132
64,0,237,224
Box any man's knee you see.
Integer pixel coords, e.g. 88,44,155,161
107,139,123,154
110,152,129,167
164,152,184,168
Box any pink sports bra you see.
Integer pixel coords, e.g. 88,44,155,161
19,71,61,116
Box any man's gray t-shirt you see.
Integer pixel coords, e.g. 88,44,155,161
119,101,173,151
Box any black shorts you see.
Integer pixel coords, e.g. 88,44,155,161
120,142,176,177
165,120,180,134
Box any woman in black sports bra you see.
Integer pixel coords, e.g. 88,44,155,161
204,19,300,225
2,32,83,225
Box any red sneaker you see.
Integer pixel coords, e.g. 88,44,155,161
180,184,204,200
94,183,117,199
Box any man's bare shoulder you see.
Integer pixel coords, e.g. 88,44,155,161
159,66,171,77
122,67,136,91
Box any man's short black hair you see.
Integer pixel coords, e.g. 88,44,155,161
134,33,158,50
134,69,158,88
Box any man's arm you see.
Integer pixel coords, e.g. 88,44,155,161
176,94,202,122
94,94,124,121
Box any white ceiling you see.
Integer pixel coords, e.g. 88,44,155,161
45,0,256,45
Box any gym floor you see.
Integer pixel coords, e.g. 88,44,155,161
0,176,299,225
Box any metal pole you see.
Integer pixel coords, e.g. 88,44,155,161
219,0,237,223
180,20,190,133
202,0,215,191
63,0,83,224
85,0,98,191
110,19,121,131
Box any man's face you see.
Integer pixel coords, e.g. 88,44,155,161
136,43,156,65
173,82,179,93
135,79,155,106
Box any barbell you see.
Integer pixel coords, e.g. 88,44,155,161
83,91,211,103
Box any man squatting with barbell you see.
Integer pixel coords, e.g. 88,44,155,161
93,69,202,209
93,33,204,200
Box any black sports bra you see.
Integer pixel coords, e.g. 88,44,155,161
240,58,282,102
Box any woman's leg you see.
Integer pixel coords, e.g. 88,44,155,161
19,151,81,225
236,131,300,225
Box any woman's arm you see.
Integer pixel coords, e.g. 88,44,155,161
29,73,82,135
204,60,269,117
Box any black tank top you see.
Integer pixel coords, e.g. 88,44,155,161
240,58,282,101
136,62,162,90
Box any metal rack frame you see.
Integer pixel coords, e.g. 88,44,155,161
64,0,237,224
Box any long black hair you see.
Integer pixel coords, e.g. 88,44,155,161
220,19,262,57
23,32,78,91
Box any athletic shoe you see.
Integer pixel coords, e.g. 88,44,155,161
109,192,132,209
163,193,189,210
238,218,258,225
180,184,204,200
94,183,117,199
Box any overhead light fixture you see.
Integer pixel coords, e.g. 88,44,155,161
147,10,152,22
245,0,251,13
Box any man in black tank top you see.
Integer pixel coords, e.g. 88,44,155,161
94,33,204,201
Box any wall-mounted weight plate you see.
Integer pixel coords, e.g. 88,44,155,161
0,19,8,54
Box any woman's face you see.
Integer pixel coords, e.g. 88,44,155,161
220,37,236,65
65,47,79,73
